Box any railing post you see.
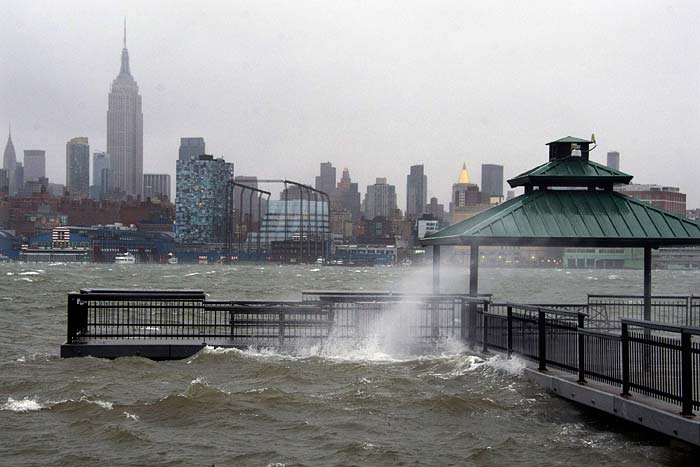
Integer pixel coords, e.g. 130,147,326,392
482,312,488,353
681,331,693,417
460,299,468,343
538,310,547,371
621,322,630,397
278,310,285,346
431,297,439,339
577,313,586,384
507,306,513,358
67,293,88,344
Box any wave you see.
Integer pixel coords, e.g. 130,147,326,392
1,397,45,412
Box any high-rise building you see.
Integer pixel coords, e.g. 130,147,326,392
3,126,17,195
364,177,397,219
107,22,143,198
143,174,171,201
0,168,8,193
451,163,488,223
66,137,90,197
176,154,233,244
23,150,46,182
607,151,620,170
333,168,361,221
425,197,446,223
481,164,504,198
179,137,206,161
92,152,111,199
13,163,23,194
406,164,427,219
315,162,336,196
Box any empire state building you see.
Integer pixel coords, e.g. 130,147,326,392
107,22,143,198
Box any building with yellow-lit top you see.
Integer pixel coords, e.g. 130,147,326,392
450,163,492,223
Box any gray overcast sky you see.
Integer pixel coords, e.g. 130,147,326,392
1,0,699,207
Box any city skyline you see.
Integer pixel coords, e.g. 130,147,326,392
1,2,699,207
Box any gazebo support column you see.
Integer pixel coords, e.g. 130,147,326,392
469,244,479,297
643,246,652,321
467,244,479,348
432,245,440,294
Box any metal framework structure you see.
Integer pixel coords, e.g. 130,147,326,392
224,179,331,263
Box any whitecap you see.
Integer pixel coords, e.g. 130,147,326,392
6,272,14,276
19,271,40,275
185,272,200,277
310,268,320,272
1,397,45,412
123,411,139,421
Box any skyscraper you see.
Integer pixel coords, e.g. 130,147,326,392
315,162,336,196
143,174,171,201
179,137,206,161
607,151,620,170
364,178,397,219
107,21,143,198
2,126,17,195
0,169,8,193
406,164,427,219
333,168,361,221
92,151,111,199
66,137,90,197
23,150,46,181
481,164,504,198
176,154,234,244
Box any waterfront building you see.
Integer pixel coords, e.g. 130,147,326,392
315,162,336,196
107,23,143,198
23,150,46,182
20,177,49,197
3,127,17,195
614,184,686,215
178,137,205,161
175,154,233,244
406,164,427,220
66,137,90,197
1,194,174,237
143,173,171,201
607,151,620,170
255,199,329,246
333,244,397,265
364,177,397,219
417,219,439,239
481,164,504,199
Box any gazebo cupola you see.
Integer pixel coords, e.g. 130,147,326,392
508,136,633,194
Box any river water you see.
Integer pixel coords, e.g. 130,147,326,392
1,263,699,466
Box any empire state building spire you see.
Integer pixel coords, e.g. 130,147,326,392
119,18,131,77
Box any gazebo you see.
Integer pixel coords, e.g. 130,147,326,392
422,136,700,320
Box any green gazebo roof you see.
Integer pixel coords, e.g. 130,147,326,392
508,157,633,188
421,189,700,248
546,136,593,145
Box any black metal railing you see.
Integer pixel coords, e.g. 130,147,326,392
588,295,700,328
473,302,700,416
65,289,700,416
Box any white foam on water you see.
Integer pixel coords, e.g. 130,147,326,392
19,278,33,282
123,411,139,421
79,396,113,410
310,268,320,272
18,271,40,275
484,354,527,376
6,272,14,276
1,397,45,412
184,272,200,277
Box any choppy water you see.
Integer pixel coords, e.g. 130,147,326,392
1,263,699,466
